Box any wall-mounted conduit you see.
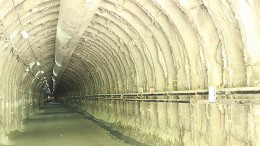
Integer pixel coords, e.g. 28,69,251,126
61,86,260,104
66,86,260,97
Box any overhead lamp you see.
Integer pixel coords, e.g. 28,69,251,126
25,68,29,72
21,30,29,39
41,71,44,74
36,61,40,66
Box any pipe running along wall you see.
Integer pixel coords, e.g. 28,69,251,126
55,0,260,145
0,0,260,146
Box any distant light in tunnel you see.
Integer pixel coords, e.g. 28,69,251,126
25,68,29,72
36,61,41,66
21,30,29,39
41,71,44,74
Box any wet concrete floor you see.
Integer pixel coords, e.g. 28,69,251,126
9,102,131,146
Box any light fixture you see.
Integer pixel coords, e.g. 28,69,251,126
25,68,29,72
53,70,57,76
41,71,44,74
208,86,216,102
21,30,29,39
36,61,40,66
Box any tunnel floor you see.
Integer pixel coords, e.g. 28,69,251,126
8,102,131,146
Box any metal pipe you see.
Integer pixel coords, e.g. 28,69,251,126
96,87,260,97
66,97,260,104
60,87,260,104
53,0,102,91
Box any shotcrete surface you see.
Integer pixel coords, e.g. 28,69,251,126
9,102,131,146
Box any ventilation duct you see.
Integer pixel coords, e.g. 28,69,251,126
53,0,102,91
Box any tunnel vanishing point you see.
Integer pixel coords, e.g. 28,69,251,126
1,0,260,145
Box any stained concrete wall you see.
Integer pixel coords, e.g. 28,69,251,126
64,96,260,146
1,0,260,145
0,45,42,145
0,0,58,144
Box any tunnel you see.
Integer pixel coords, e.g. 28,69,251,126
1,0,260,145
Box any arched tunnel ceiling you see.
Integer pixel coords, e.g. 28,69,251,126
0,0,260,97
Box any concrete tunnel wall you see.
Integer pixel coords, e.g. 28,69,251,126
0,0,260,145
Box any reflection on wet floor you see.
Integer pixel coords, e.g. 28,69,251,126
9,102,132,146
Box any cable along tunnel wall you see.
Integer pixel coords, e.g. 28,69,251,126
0,0,260,146
56,0,260,144
60,87,260,146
